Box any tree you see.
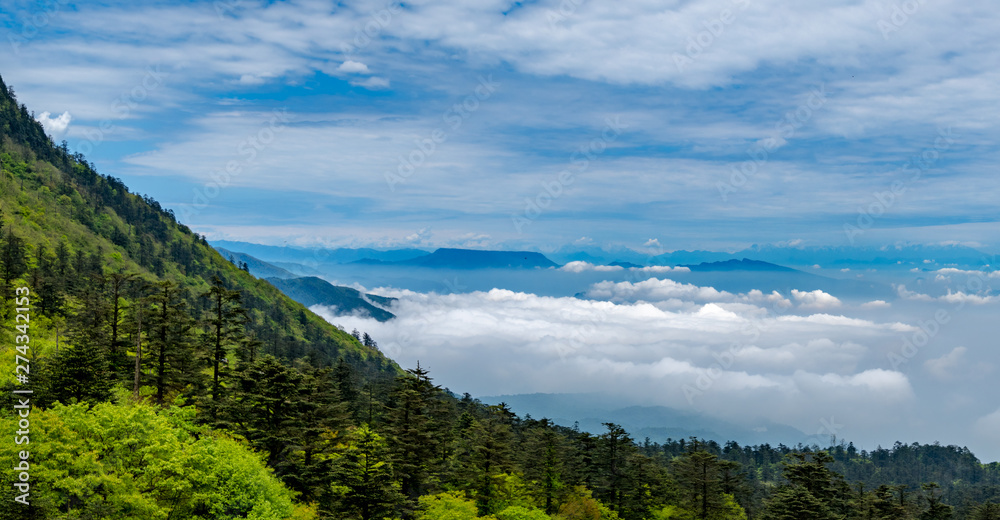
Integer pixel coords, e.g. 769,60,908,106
596,423,634,515
971,503,1000,520
201,275,247,415
385,363,448,518
763,486,834,520
918,483,952,520
0,226,27,295
329,425,403,520
522,419,567,514
672,442,730,520
145,280,196,404
461,409,515,515
106,270,137,377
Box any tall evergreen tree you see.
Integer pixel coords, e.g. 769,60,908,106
200,275,247,415
328,425,403,520
384,363,446,518
145,280,196,403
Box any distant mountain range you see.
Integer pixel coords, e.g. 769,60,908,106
214,240,997,272
681,258,798,272
354,248,559,269
211,240,429,265
553,243,995,270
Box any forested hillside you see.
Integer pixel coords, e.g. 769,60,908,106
1,73,999,520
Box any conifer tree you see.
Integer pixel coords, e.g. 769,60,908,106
201,275,247,414
145,280,196,403
329,425,403,520
384,363,445,518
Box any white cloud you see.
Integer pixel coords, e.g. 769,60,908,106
350,76,390,89
791,289,842,309
973,408,1000,443
311,283,920,431
337,60,370,74
643,238,661,248
630,265,692,274
939,291,1000,305
897,284,934,302
35,111,72,138
560,261,624,273
924,346,967,381
860,300,890,309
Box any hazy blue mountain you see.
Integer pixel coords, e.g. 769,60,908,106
269,261,325,277
355,248,560,269
480,393,812,447
654,244,995,269
265,276,397,322
211,240,429,265
216,248,297,279
681,258,799,272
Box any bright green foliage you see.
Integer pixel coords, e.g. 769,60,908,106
494,505,553,520
0,398,298,519
416,491,484,520
554,487,620,520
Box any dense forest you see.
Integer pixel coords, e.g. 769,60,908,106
1,73,999,520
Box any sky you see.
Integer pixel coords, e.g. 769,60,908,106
2,0,999,460
2,0,999,252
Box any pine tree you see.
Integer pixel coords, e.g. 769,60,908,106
521,419,566,514
384,363,445,518
764,486,834,520
329,425,403,520
200,275,247,415
971,503,1000,520
919,483,953,520
145,280,196,404
672,442,728,520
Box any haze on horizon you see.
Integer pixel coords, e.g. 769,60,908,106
3,0,999,461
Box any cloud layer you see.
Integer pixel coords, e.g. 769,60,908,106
310,274,1000,457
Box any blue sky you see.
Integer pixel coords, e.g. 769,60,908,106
2,0,998,252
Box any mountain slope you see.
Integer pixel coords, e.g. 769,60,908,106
266,276,396,322
0,73,399,380
216,247,298,279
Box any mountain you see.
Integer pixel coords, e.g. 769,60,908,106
210,239,429,265
216,247,297,279
266,276,396,322
355,247,560,269
0,73,397,379
681,258,799,272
